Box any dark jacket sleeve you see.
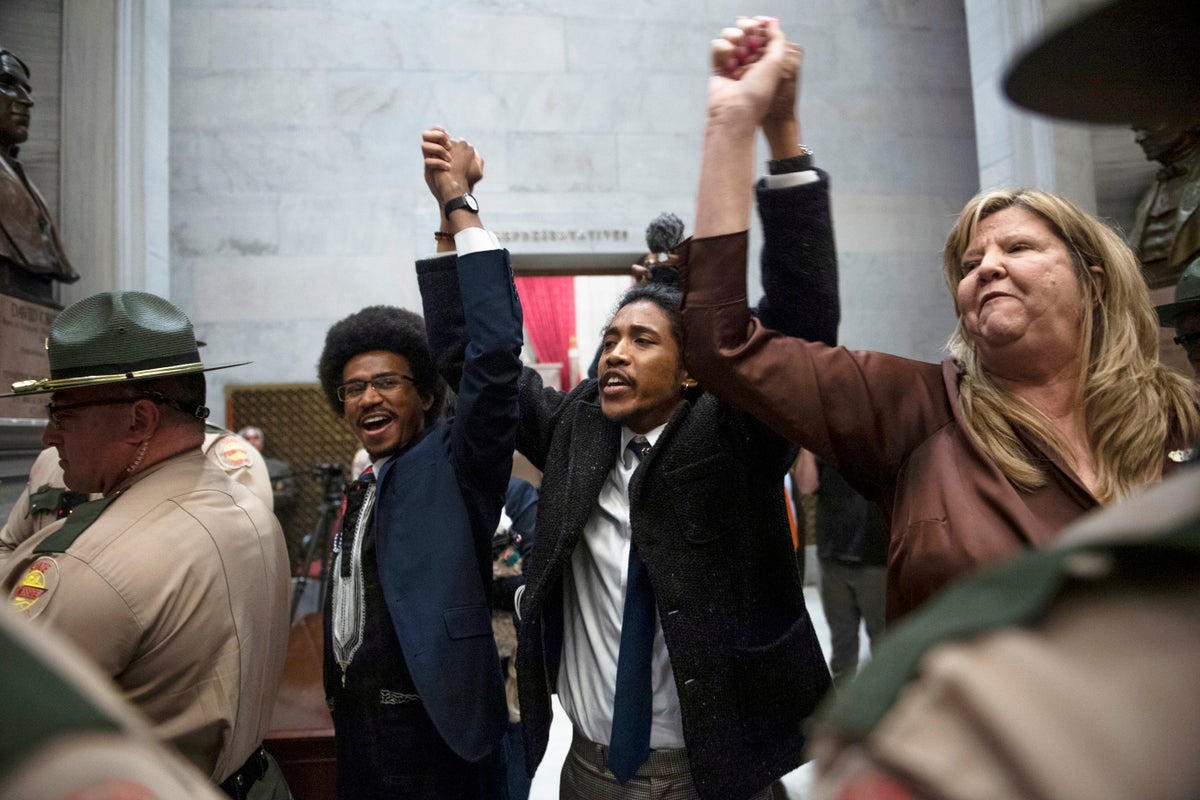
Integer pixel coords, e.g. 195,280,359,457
418,250,578,475
492,477,539,613
505,477,539,554
417,253,468,391
754,170,840,347
430,248,525,496
731,171,842,475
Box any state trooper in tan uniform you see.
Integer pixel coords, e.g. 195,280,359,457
1,424,273,564
0,291,292,800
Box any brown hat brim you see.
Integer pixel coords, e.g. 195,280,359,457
1004,0,1200,124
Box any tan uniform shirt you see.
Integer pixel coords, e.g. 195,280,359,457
1,446,71,563
0,606,226,800
2,450,291,782
1,428,273,566
811,469,1200,800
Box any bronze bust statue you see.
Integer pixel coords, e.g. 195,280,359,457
0,48,78,305
1127,118,1200,289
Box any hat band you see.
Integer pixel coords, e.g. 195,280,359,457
50,350,203,381
11,360,206,395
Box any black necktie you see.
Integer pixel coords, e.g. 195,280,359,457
608,437,655,783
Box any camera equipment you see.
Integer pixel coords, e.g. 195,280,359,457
291,463,347,620
312,463,345,501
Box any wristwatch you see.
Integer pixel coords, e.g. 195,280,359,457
767,145,814,175
443,193,479,219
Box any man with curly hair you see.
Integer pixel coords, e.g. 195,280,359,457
315,129,523,799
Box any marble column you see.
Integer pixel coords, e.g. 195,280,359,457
61,0,170,304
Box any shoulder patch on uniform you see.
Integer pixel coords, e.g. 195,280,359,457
10,556,61,619
214,436,253,471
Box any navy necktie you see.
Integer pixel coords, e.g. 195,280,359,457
608,437,655,783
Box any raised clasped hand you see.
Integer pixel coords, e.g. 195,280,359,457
421,126,485,204
708,17,795,126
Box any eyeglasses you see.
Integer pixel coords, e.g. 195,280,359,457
45,391,196,430
336,373,416,402
46,397,139,429
1174,332,1200,354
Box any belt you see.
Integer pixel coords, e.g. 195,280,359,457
568,729,691,776
219,745,269,800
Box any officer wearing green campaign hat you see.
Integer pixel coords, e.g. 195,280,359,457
2,291,275,549
1156,260,1200,376
3,289,246,399
0,290,292,798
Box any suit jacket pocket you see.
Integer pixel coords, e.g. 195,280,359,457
732,616,830,746
662,452,741,545
443,605,493,640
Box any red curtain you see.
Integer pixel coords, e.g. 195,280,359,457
514,276,576,390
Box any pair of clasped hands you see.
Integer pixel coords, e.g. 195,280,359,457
420,127,483,214
709,16,803,121
714,16,779,78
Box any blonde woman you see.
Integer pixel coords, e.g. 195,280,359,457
680,19,1199,621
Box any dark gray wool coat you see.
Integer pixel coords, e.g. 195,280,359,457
419,173,839,800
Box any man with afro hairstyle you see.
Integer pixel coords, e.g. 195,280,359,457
315,129,523,800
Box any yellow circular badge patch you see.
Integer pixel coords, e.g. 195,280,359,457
10,556,61,618
214,436,252,471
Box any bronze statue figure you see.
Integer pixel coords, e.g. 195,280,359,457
0,48,78,305
1127,117,1200,289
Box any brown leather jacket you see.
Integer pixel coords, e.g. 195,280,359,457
679,231,1187,621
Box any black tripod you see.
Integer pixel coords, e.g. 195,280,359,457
291,463,346,622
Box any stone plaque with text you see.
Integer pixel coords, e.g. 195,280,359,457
0,292,53,419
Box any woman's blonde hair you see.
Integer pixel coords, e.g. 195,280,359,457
941,188,1198,503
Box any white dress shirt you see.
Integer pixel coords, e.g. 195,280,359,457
765,169,819,189
556,423,686,749
452,225,501,254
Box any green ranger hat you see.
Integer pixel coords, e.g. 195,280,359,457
1155,261,1200,328
1,291,248,397
1003,0,1200,125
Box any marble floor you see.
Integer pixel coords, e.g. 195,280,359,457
527,584,870,800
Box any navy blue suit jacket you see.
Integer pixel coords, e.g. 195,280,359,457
372,246,524,762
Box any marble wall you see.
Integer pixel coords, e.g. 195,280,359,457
170,0,978,422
